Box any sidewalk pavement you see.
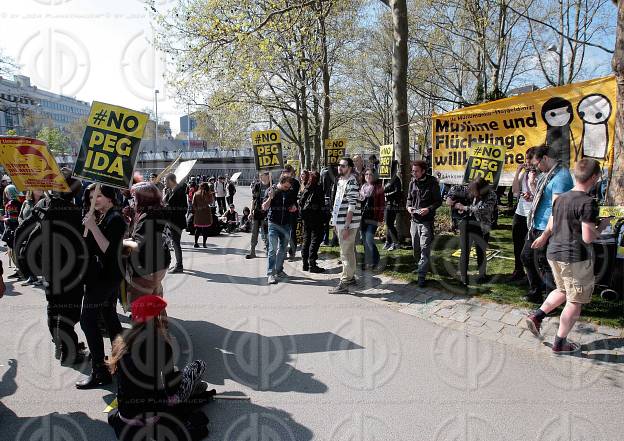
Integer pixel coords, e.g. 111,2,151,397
284,253,624,377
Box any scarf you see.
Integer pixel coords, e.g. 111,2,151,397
526,162,561,231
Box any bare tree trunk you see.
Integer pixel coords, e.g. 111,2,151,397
389,0,411,240
606,0,624,206
318,1,331,144
312,77,322,169
301,81,311,169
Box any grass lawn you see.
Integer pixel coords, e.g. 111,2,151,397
320,207,624,328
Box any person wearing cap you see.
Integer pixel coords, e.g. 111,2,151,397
163,173,188,274
76,184,127,389
107,296,212,441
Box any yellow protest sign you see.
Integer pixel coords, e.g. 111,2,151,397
451,249,500,260
379,144,394,178
432,76,616,185
73,101,148,188
0,137,69,192
463,143,505,187
252,130,284,171
324,139,346,166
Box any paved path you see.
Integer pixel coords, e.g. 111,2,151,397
0,187,623,440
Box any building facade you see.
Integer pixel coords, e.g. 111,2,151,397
0,74,90,135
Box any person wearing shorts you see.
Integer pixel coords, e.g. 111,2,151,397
525,159,611,354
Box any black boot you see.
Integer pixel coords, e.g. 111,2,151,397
75,363,112,389
309,262,325,273
302,260,309,271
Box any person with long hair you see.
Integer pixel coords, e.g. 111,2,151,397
16,190,44,286
2,185,23,279
191,182,214,248
76,184,127,389
299,171,326,273
123,182,172,307
360,168,381,269
448,176,498,286
107,296,212,441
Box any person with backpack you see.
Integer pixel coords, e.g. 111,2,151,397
16,170,89,365
299,171,326,273
246,172,271,259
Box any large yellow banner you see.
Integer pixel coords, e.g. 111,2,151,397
0,137,69,192
432,76,616,185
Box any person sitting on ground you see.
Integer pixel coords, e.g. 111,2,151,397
107,296,213,441
239,207,252,233
220,204,239,234
525,158,611,354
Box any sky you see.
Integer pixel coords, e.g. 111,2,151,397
0,0,184,134
0,0,617,138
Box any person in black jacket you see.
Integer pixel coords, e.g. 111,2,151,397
246,172,271,259
15,170,89,365
107,296,213,441
263,176,297,284
383,160,402,251
76,184,127,389
282,165,300,261
123,182,171,307
163,173,188,273
299,171,326,273
406,160,442,287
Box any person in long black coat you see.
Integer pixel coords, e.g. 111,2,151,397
163,173,188,273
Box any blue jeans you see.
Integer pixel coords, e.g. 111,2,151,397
267,222,291,276
362,222,380,266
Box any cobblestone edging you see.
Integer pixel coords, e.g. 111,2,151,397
288,255,624,375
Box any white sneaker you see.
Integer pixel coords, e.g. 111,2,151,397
268,275,278,284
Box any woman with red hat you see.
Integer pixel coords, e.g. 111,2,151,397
107,296,212,441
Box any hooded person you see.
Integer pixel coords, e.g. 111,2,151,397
107,296,214,441
14,168,89,365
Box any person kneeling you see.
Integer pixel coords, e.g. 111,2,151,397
107,296,214,441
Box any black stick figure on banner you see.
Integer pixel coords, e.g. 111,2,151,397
541,97,574,168
577,94,612,161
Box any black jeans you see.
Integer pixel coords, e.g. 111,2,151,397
226,194,235,206
194,227,208,245
170,227,183,269
512,213,528,274
81,282,122,366
384,205,399,245
521,228,555,298
46,286,84,359
302,220,323,266
250,218,268,253
216,197,226,214
288,218,298,258
458,219,490,283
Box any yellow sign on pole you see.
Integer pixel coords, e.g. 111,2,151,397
324,138,346,166
463,143,505,187
252,130,284,171
379,144,394,178
0,136,69,192
73,101,149,188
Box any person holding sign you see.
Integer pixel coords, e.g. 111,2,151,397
521,146,573,303
525,159,611,353
76,185,126,389
447,177,498,286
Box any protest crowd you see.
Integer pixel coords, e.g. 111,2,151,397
0,110,620,439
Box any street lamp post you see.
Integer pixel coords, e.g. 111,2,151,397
154,89,159,152
187,103,191,152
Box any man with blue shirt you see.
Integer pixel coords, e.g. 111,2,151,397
521,145,574,303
